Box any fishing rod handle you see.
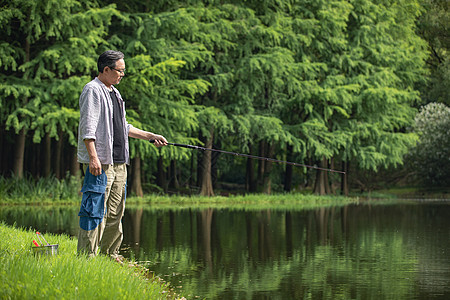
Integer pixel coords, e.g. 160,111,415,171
149,139,196,149
149,139,172,145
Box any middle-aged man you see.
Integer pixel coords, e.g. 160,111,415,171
77,50,167,261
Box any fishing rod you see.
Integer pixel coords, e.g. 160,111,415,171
150,140,345,174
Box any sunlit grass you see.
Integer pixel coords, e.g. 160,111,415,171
126,193,359,210
0,222,183,299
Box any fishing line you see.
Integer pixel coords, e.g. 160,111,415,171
150,140,345,174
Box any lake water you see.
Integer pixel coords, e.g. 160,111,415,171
1,199,449,299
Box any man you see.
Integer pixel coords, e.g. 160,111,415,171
77,50,167,260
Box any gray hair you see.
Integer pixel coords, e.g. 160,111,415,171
97,50,124,73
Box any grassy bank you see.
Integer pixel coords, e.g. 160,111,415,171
0,175,81,204
1,175,447,205
0,223,182,299
126,193,359,209
0,172,359,207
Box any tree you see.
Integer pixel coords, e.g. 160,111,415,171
298,0,428,194
0,0,119,177
149,0,429,195
340,0,428,182
0,0,432,197
409,102,450,186
200,3,298,194
417,0,450,105
107,6,212,195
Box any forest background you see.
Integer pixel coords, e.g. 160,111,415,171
1,0,449,197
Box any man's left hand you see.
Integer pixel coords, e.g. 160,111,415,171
152,134,168,147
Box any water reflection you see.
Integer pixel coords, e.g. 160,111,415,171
120,202,450,299
1,201,449,299
0,205,79,236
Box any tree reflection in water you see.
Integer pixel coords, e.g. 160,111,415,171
120,202,450,300
0,202,448,299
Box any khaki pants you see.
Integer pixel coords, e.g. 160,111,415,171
77,163,127,258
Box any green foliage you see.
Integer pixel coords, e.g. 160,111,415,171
111,10,213,161
332,0,426,171
1,0,432,194
409,102,450,186
0,174,82,203
417,0,450,105
1,0,120,145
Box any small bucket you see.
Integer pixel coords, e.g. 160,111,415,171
32,244,59,256
32,231,58,257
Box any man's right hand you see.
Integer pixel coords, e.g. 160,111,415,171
84,139,102,176
89,157,102,176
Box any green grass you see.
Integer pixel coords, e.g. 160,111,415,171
0,174,81,204
351,186,450,200
0,223,183,299
126,193,359,210
0,173,359,207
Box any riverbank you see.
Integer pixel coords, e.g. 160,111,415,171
125,193,360,209
0,223,183,299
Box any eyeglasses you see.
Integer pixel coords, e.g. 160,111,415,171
110,67,126,75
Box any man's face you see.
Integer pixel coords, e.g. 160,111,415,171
106,58,125,86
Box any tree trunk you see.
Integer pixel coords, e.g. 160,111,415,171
246,157,255,192
314,167,325,195
313,157,330,195
246,143,257,192
211,147,219,189
284,144,293,192
30,138,39,177
0,127,13,176
131,155,143,197
157,155,167,192
262,143,275,194
13,128,26,178
44,133,51,177
324,162,331,195
189,151,195,193
196,133,205,187
55,131,63,179
257,141,266,188
169,160,180,189
341,161,349,196
13,37,31,179
200,128,214,196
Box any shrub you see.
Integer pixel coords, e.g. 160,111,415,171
409,102,450,186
